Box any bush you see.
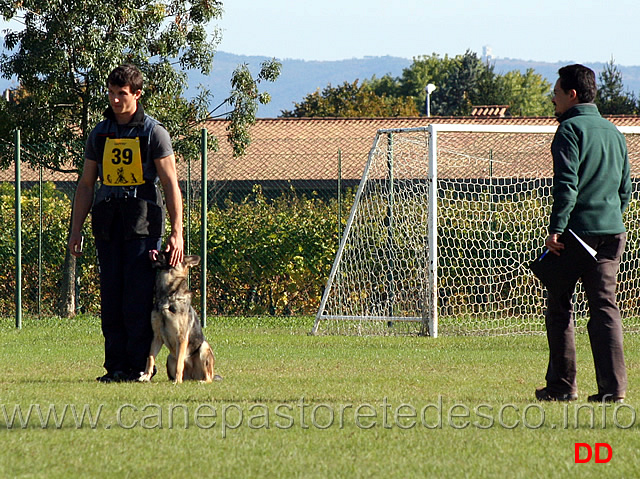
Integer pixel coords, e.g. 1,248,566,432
0,182,96,315
203,185,342,315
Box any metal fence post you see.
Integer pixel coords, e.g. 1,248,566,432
186,155,191,257
38,164,43,317
15,129,22,329
337,148,342,243
200,128,208,327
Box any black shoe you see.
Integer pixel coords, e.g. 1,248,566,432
96,370,129,383
587,393,624,404
535,387,578,402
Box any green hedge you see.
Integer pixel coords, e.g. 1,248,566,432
0,182,345,317
198,186,342,315
3,180,638,319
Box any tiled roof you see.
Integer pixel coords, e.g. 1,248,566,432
7,115,640,184
205,116,561,141
203,116,640,182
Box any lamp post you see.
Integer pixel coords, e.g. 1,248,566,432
425,83,436,117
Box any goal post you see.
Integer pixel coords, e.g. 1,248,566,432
312,123,640,336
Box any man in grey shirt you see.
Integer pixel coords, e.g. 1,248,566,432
68,64,184,382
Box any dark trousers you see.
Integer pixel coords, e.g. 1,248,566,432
545,233,627,397
96,236,161,374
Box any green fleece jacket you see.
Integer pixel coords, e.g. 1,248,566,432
549,103,631,236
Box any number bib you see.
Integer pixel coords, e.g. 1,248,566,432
102,137,144,186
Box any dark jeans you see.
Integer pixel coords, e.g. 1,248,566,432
96,236,161,375
545,232,627,397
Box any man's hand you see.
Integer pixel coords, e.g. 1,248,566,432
67,159,97,259
68,232,84,257
165,232,184,267
545,233,565,256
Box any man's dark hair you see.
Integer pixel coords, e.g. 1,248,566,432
106,64,143,92
557,64,597,103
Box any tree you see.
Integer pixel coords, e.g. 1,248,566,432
0,0,280,316
493,69,554,116
472,61,505,107
395,50,484,116
0,0,281,169
365,73,403,98
400,51,553,117
282,50,556,119
398,52,456,114
288,51,543,118
281,80,420,118
226,61,282,157
596,57,637,115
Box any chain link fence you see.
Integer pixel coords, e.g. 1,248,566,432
4,119,640,327
0,128,360,320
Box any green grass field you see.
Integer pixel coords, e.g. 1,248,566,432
1,315,639,478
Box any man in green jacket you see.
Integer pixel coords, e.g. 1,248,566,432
536,64,631,403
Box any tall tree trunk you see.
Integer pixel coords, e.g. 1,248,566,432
57,185,80,318
56,248,77,317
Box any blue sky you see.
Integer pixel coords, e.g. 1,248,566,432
218,0,640,65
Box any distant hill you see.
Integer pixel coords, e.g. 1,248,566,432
196,53,640,118
493,57,640,97
187,52,414,118
2,48,639,118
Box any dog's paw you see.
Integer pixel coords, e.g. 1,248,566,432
137,373,152,382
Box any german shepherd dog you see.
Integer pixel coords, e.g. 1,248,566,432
139,251,216,383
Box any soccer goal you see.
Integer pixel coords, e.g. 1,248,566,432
312,124,640,336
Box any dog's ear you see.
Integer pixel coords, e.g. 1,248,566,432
149,249,168,268
184,255,201,268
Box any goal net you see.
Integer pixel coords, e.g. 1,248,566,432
312,124,640,336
